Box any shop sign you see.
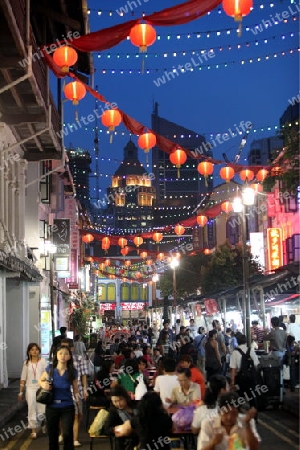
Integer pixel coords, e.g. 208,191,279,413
204,298,219,315
267,228,283,271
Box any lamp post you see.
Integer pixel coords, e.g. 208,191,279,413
232,187,256,347
170,257,179,319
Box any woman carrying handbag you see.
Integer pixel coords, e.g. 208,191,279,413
39,345,80,450
19,343,47,439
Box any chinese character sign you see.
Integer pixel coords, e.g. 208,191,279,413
267,228,283,271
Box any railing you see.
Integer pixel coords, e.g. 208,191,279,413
7,0,62,144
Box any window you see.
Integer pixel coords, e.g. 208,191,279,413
131,283,139,301
226,216,239,245
121,283,130,301
115,193,125,206
40,161,51,203
107,283,116,301
141,286,148,301
98,284,107,301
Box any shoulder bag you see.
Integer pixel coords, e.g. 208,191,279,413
36,366,54,405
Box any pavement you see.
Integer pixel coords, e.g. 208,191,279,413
0,378,298,431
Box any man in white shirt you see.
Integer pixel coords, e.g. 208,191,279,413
167,367,201,406
287,314,300,342
154,357,179,408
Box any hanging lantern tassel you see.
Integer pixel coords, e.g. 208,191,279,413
237,19,243,37
109,126,114,143
176,164,180,179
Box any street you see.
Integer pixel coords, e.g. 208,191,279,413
0,406,298,450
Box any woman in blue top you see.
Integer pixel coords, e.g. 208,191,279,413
39,345,79,450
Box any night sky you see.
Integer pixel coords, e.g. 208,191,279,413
54,0,299,200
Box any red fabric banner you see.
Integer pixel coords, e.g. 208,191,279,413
71,0,222,53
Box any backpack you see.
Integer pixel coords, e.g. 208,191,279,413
235,347,257,384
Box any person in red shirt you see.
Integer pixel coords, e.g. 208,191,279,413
178,355,206,400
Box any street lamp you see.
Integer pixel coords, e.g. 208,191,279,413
232,186,256,347
170,257,180,317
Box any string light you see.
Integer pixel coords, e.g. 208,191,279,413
94,48,298,73
70,122,283,140
96,32,296,60
86,2,284,19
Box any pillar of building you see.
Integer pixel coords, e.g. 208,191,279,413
0,276,8,388
6,279,29,378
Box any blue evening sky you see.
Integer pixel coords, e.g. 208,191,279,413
54,0,299,199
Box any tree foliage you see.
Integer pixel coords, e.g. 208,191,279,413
200,241,263,296
69,299,94,335
263,123,299,194
158,254,207,299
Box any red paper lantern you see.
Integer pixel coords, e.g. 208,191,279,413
53,46,78,73
169,148,187,178
121,247,129,256
152,232,163,243
197,161,214,178
64,81,86,105
221,201,233,214
135,271,142,279
239,169,254,182
82,233,94,243
102,237,111,251
256,169,269,182
220,166,235,183
133,236,143,247
124,260,131,267
129,23,156,52
196,215,208,227
140,251,148,259
222,0,252,21
174,225,185,236
146,259,153,266
118,238,127,248
157,253,165,261
101,109,122,142
138,132,156,154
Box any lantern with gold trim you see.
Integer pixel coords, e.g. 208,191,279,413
220,166,235,183
169,148,187,178
174,225,185,236
101,109,122,143
53,46,78,73
102,237,111,253
82,233,94,244
138,132,156,162
222,0,253,36
196,215,208,227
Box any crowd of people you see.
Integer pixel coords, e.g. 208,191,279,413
17,314,299,450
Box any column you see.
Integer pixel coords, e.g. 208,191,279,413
0,276,8,388
0,151,4,244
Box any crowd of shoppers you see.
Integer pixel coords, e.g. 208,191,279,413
18,313,299,449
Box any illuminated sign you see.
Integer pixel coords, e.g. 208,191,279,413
267,228,283,271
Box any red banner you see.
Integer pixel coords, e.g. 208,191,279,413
204,298,219,315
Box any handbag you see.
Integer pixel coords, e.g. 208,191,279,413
36,388,54,405
36,366,53,405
